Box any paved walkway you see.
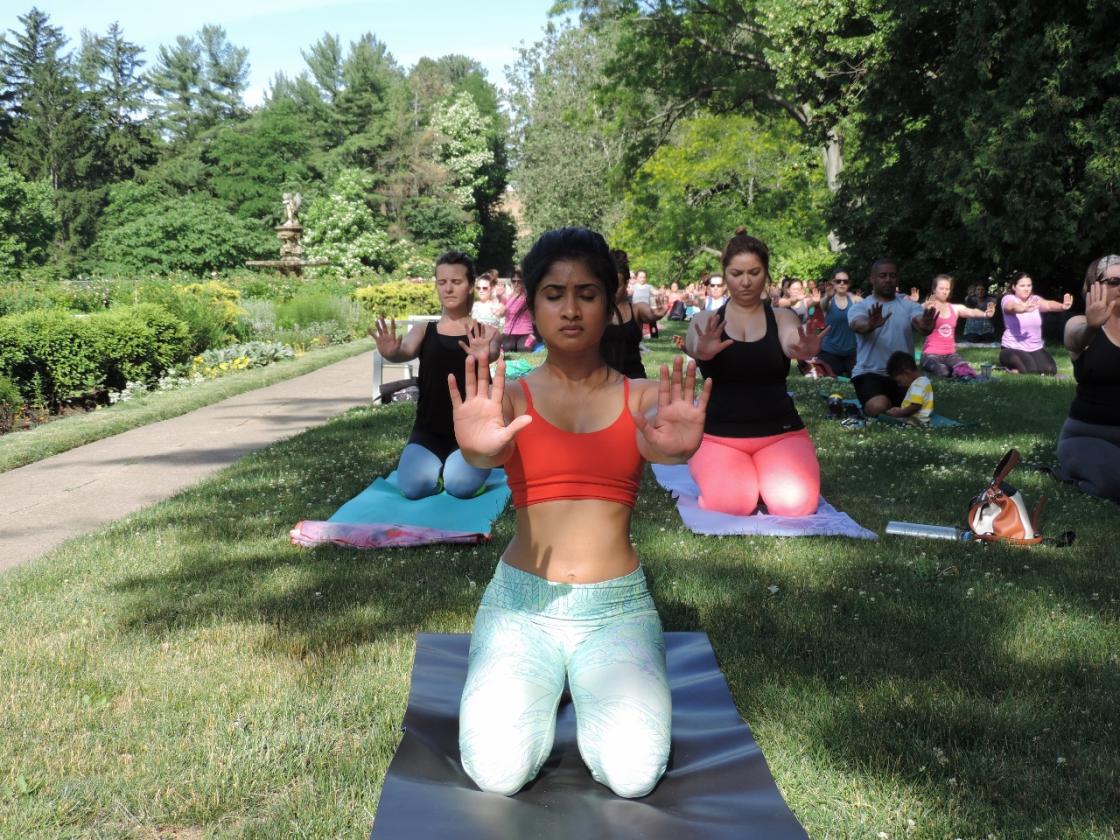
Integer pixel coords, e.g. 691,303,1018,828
0,352,374,572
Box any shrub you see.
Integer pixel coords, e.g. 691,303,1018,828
189,341,295,378
353,281,440,319
0,305,191,406
132,280,248,354
275,294,354,329
0,373,22,432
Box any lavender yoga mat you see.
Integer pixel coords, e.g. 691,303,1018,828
651,463,877,540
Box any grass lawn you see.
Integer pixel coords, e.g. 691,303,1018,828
0,339,375,475
1,322,1116,839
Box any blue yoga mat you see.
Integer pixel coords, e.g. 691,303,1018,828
327,469,511,534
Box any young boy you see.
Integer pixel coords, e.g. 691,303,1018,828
886,351,934,425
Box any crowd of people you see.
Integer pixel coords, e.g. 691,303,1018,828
370,230,1118,800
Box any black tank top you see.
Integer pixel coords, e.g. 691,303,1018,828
601,309,647,379
410,321,468,460
1070,328,1120,426
697,303,804,437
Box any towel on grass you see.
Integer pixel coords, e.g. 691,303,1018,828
370,632,807,840
651,463,876,540
290,469,510,549
823,396,966,429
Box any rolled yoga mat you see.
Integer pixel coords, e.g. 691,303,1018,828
370,632,807,840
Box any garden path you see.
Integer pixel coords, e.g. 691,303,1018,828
0,351,374,572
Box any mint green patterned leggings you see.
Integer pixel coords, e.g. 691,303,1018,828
459,561,671,798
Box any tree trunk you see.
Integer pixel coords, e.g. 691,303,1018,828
824,128,844,252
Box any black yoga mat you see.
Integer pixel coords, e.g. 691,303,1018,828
370,632,807,840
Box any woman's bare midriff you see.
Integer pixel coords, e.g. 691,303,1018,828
500,498,639,583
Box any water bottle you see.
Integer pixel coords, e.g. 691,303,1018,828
886,521,973,541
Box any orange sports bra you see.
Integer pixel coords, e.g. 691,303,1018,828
505,378,644,509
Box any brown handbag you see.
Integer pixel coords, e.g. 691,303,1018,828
967,449,1046,545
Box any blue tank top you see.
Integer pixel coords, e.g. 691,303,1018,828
821,296,857,355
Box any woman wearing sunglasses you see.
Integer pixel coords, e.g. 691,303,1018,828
816,268,863,377
1053,255,1120,502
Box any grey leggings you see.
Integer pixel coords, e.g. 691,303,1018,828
921,352,973,378
1054,417,1120,502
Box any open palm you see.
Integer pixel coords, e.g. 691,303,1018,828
635,357,711,461
693,315,734,360
448,352,532,459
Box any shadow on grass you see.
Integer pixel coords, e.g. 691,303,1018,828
102,383,1118,835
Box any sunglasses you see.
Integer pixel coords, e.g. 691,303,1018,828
833,278,850,284
1093,277,1120,288
477,285,490,290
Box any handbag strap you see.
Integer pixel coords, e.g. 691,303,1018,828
990,448,1020,487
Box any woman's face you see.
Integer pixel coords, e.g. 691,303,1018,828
724,252,768,305
933,278,952,302
435,263,472,312
533,259,609,349
1094,263,1120,308
475,279,492,301
787,281,805,301
832,273,851,294
1013,276,1033,299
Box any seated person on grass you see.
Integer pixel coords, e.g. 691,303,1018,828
885,351,934,426
371,251,500,499
848,258,937,417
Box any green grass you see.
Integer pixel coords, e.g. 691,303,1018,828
0,339,374,475
1,323,1117,838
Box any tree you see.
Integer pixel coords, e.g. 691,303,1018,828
333,33,403,169
506,21,631,236
302,168,396,276
612,112,831,281
205,98,317,222
0,154,58,269
148,26,249,141
96,189,271,274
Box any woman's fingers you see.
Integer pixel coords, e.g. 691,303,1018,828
696,376,714,413
658,363,671,409
476,348,492,394
491,352,506,405
683,358,697,402
670,355,683,404
463,352,477,398
447,373,463,410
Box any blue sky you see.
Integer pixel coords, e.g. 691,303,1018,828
2,1,562,104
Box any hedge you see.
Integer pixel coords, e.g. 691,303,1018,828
0,304,191,406
353,280,440,319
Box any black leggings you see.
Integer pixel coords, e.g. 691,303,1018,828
999,347,1056,375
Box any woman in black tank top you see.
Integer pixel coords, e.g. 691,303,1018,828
681,230,829,517
600,249,669,379
370,251,501,499
1054,256,1120,502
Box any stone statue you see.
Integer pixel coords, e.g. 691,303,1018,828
281,192,302,226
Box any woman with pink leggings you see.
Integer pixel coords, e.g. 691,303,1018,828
684,230,827,516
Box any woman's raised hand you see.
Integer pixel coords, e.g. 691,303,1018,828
634,356,711,461
1061,292,1074,310
370,316,402,358
457,319,497,361
1084,282,1120,328
693,315,734,360
787,323,831,360
448,352,532,459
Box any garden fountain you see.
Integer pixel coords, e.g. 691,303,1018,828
245,193,329,276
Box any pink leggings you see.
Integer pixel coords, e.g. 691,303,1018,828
688,428,820,517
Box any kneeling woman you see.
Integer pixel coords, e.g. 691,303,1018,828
372,251,500,499
684,230,826,517
451,228,710,797
1054,255,1120,502
1000,271,1073,374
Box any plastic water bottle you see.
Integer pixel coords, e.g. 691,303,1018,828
886,521,973,541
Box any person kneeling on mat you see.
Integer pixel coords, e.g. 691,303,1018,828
682,229,828,517
451,228,711,798
371,251,500,499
